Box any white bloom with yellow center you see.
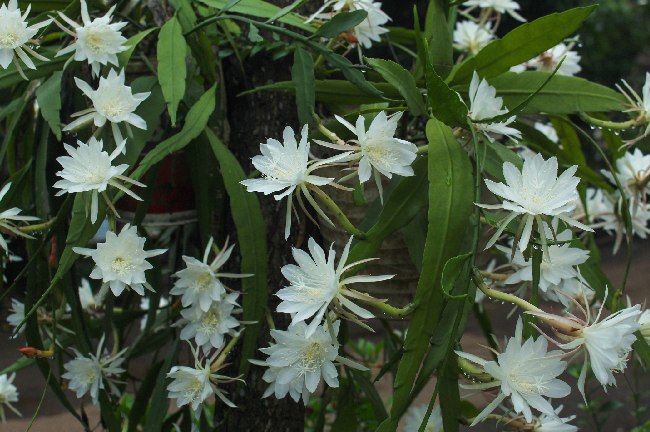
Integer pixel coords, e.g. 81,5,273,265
241,125,351,239
258,320,365,399
73,224,166,297
277,236,393,338
463,0,525,21
351,1,390,48
55,0,128,76
171,238,250,312
479,153,592,253
0,373,20,422
62,336,126,406
321,111,417,201
53,137,144,223
453,20,494,54
0,0,51,74
468,72,522,142
64,69,150,144
602,148,650,199
456,318,570,425
528,43,582,77
179,293,240,352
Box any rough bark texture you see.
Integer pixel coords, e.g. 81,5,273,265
220,1,316,431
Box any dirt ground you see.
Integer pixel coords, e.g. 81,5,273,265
1,236,648,432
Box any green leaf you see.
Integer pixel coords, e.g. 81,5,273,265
475,140,522,183
265,0,306,23
454,72,626,114
118,28,158,67
378,118,473,430
441,254,471,299
35,71,62,140
366,58,426,116
424,0,452,78
0,357,35,375
422,39,467,126
128,361,164,432
248,79,396,105
0,51,65,91
157,16,188,126
312,10,367,39
205,130,268,375
248,23,264,41
130,85,216,183
449,6,597,84
324,52,384,98
291,47,316,126
197,0,316,32
143,340,179,432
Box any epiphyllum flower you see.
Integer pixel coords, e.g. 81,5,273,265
179,293,240,352
62,336,126,406
167,346,239,411
478,153,592,254
318,111,417,201
0,373,20,422
53,137,145,223
73,224,166,297
54,0,128,77
256,320,366,399
602,148,650,201
63,69,150,145
527,43,582,77
456,318,570,425
468,72,522,143
170,238,251,312
453,20,494,55
539,303,642,399
0,182,39,253
463,0,526,22
0,0,51,78
241,125,352,239
277,237,393,337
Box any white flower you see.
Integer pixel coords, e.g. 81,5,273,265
241,125,351,239
453,20,494,54
534,122,559,143
559,303,641,398
616,72,650,140
73,224,166,297
258,320,365,399
535,408,578,432
63,69,150,144
6,298,24,336
463,0,525,21
255,363,310,404
0,373,20,422
403,404,443,432
479,153,592,253
62,336,126,405
0,0,51,76
320,111,417,201
351,1,390,48
171,238,250,312
639,309,650,344
456,318,570,425
602,148,650,200
502,228,590,294
0,182,39,252
277,237,393,337
179,293,240,352
55,0,128,76
528,43,581,76
468,72,522,142
78,278,96,310
53,137,144,223
167,347,237,411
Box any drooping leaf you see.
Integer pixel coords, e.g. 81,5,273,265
291,47,316,126
312,10,367,39
157,16,188,126
366,58,426,116
35,71,63,140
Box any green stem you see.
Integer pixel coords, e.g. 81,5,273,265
315,117,345,144
18,218,56,233
456,356,494,383
212,332,242,371
416,144,428,154
578,112,638,130
471,268,542,314
524,244,542,338
356,296,416,318
310,186,366,239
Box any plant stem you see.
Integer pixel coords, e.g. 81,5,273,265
18,218,56,233
212,332,242,371
578,112,637,130
310,186,366,239
355,295,416,318
471,268,543,313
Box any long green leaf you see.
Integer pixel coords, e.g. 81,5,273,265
448,6,596,84
248,79,396,105
35,71,63,140
378,118,473,431
118,28,158,67
366,58,426,116
143,340,179,432
157,16,188,126
198,0,315,31
312,10,367,39
454,72,625,114
291,47,316,126
205,129,268,375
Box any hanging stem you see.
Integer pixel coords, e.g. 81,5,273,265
471,268,542,314
578,112,638,130
211,332,243,372
524,244,543,338
18,218,56,233
309,186,366,239
354,294,416,318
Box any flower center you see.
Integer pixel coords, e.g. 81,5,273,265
196,271,213,290
199,309,222,332
0,31,19,48
364,142,395,164
299,342,325,372
99,98,127,119
85,31,106,54
111,256,134,275
82,367,99,386
183,376,204,401
508,373,548,395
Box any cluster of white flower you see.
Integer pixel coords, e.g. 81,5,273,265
511,42,582,76
309,0,390,49
166,239,248,411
